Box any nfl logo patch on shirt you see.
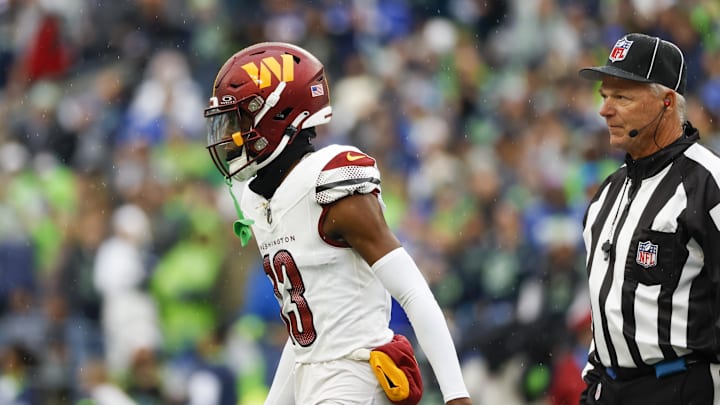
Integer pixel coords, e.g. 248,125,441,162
636,240,658,268
609,38,633,62
310,84,324,97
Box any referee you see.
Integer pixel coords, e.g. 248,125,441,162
577,33,720,404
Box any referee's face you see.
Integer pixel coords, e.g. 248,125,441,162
598,77,662,156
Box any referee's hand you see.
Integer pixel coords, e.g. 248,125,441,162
447,398,472,405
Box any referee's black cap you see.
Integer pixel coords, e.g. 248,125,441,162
579,33,687,95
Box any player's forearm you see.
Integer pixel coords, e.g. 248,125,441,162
372,247,471,402
402,287,470,402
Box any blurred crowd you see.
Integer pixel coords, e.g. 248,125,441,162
0,0,718,404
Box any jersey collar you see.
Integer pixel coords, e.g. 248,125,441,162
624,121,699,186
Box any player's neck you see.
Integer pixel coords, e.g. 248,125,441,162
249,132,315,200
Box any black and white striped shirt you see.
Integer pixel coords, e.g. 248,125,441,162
583,124,720,372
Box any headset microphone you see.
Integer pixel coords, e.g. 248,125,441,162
628,99,671,138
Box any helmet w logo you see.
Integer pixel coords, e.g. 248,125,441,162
241,54,295,89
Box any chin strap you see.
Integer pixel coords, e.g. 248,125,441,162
225,177,254,247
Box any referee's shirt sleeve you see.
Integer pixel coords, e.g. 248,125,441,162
704,181,720,283
688,145,720,282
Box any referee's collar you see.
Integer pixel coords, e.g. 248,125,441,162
624,121,700,183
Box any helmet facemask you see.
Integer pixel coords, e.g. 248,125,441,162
205,93,286,181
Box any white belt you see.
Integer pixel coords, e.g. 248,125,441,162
346,348,371,361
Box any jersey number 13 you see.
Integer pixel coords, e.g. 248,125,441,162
263,249,317,346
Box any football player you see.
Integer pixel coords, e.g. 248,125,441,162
204,42,471,405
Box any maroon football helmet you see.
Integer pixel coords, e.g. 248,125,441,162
204,42,332,180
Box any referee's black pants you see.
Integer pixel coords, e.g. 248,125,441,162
580,361,718,404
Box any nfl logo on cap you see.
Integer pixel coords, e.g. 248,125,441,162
609,38,633,62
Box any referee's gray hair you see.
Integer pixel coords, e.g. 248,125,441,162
649,82,687,122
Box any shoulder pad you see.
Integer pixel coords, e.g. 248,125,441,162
315,150,381,205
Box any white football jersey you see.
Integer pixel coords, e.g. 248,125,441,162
241,144,394,363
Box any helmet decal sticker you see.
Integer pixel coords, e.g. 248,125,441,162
241,54,295,89
310,84,324,97
220,95,237,105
